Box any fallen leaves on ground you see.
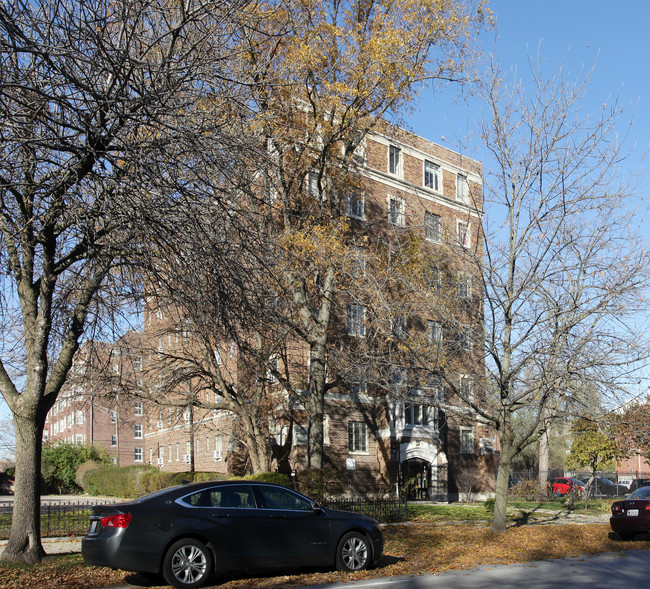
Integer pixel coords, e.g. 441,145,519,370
1,523,648,589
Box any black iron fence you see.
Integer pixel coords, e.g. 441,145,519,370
0,496,406,539
0,499,119,540
322,498,407,523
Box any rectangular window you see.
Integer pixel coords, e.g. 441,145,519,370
427,320,442,344
293,424,308,446
424,212,441,243
134,447,143,462
457,174,469,203
168,444,172,461
405,402,429,426
388,196,405,226
134,401,143,416
389,145,402,176
459,324,472,351
75,433,84,444
458,272,472,299
345,188,365,220
110,434,116,447
460,375,474,401
109,410,117,424
348,422,368,453
460,428,474,454
306,170,319,197
425,265,442,293
427,373,445,403
349,246,366,278
176,442,180,460
133,356,143,371
424,160,440,191
347,303,366,337
75,410,84,425
134,424,143,439
391,315,407,338
457,221,469,248
350,368,367,394
214,436,223,460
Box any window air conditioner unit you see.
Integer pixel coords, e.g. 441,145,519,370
213,450,221,460
480,438,495,455
183,454,191,464
156,458,164,467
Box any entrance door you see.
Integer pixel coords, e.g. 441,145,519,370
402,458,430,500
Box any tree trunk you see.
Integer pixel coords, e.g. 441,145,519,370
307,340,327,469
2,414,45,563
491,446,514,533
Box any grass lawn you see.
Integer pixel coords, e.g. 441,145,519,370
0,500,639,589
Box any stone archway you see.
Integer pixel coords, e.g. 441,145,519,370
400,441,444,501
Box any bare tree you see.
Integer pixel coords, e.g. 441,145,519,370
0,0,251,563
470,59,650,532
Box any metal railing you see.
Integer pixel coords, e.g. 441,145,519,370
322,498,407,523
0,499,119,540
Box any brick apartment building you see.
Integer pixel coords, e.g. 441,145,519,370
46,125,496,500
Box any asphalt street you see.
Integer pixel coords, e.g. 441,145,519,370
311,550,650,589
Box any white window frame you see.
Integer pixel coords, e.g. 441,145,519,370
424,211,441,243
347,303,366,337
293,424,308,446
457,173,469,204
345,188,365,220
424,160,440,191
388,195,405,226
427,320,442,345
460,427,475,454
306,170,320,198
389,145,402,177
134,401,143,416
459,324,473,351
134,424,143,439
457,220,470,248
426,265,442,293
110,434,116,447
460,375,474,402
404,401,430,427
458,272,472,299
109,410,117,424
134,447,144,462
348,421,368,453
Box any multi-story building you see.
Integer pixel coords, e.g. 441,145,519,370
47,124,496,500
44,334,146,467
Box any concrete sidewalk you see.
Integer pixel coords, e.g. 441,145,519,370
0,535,83,555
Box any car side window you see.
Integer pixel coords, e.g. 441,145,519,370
258,486,313,511
181,485,257,508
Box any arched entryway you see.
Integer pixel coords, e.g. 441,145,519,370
402,458,430,500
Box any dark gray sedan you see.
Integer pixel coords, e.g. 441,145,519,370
82,480,383,589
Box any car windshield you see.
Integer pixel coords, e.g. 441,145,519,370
627,487,650,499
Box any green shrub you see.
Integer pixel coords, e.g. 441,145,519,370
42,443,110,493
82,465,156,498
484,498,495,513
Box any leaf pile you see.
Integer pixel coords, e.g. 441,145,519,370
1,523,648,588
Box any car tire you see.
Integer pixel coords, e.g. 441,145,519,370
618,532,636,541
336,531,371,572
162,538,213,589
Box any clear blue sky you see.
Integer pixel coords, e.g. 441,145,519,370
408,0,650,399
410,0,650,155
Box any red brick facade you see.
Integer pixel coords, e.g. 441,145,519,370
46,126,496,500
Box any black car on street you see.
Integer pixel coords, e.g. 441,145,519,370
82,480,383,589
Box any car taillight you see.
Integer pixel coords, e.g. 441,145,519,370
612,504,622,513
100,514,132,528
645,504,650,511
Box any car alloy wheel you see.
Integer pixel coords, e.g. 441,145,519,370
163,538,213,589
336,532,370,571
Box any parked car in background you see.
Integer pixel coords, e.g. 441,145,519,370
82,480,383,589
610,486,650,540
584,477,627,497
627,478,650,493
549,477,585,497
